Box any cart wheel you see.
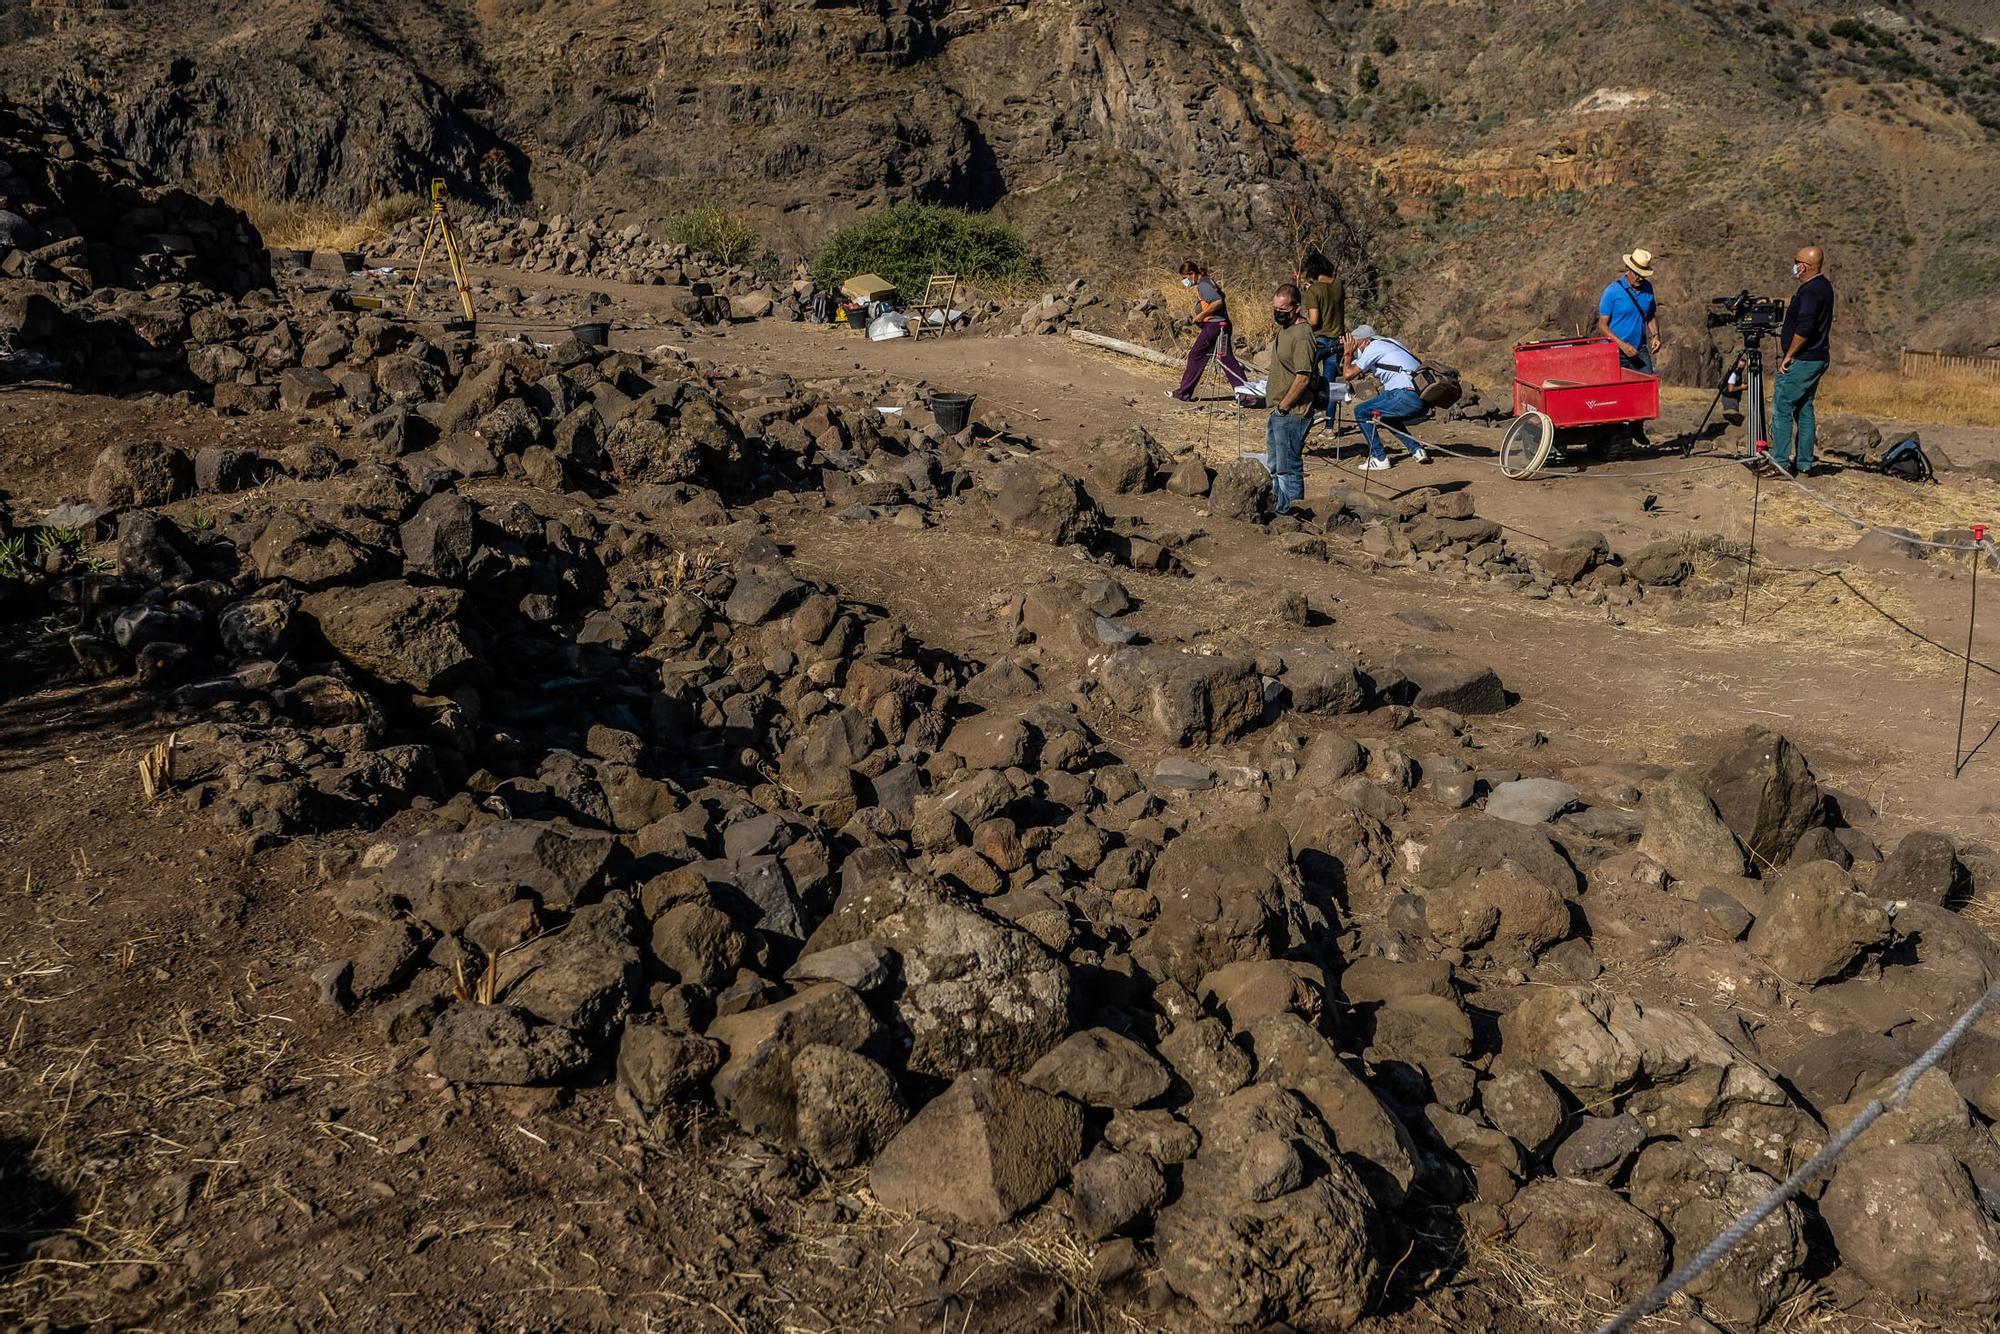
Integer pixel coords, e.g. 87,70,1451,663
1500,410,1555,479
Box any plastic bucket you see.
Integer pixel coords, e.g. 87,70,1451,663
930,392,975,434
571,321,610,347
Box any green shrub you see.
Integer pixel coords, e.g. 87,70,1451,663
664,206,761,266
812,203,1038,300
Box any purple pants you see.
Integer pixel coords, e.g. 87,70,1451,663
1176,321,1250,397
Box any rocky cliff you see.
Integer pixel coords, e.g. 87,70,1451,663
2,0,1996,366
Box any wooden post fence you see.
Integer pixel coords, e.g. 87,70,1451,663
1900,348,2000,382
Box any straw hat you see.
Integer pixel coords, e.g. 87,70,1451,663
1622,247,1656,279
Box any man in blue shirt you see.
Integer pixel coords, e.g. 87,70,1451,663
1769,245,1834,474
1596,248,1660,373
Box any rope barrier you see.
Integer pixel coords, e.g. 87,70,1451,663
1762,457,1994,553
1594,974,2000,1334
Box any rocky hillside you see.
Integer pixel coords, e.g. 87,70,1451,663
1,0,1997,368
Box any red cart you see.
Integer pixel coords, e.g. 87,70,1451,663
1502,336,1661,477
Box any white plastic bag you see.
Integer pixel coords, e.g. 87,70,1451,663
868,312,909,341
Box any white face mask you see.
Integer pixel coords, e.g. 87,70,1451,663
1182,278,1196,288
1791,262,1804,279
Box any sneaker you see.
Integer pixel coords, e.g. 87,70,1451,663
1169,391,1192,402
1358,457,1392,471
1408,447,1431,464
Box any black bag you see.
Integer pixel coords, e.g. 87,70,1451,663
808,290,836,324
1414,362,1463,410
1880,436,1934,483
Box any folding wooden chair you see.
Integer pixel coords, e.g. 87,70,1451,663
906,274,959,339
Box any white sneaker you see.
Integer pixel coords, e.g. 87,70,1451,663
1358,457,1392,471
1408,447,1430,464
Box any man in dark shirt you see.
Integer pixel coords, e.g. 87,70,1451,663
1769,245,1833,473
1297,252,1346,431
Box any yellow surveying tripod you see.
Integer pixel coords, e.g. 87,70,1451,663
402,178,476,330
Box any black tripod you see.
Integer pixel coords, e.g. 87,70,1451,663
1688,330,1772,461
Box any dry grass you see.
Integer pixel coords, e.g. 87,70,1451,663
239,193,428,253
1465,1236,1973,1334
1464,1233,1675,1331
193,138,429,251
1756,465,2000,553
1817,368,2000,429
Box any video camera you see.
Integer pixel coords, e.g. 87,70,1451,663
1706,289,1785,337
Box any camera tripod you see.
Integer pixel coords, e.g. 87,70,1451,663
402,177,477,332
1689,331,1772,461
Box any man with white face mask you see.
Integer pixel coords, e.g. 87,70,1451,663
1769,245,1833,474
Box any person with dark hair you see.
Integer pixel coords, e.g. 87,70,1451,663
1171,260,1249,401
1297,252,1346,431
1768,245,1834,475
1264,283,1317,513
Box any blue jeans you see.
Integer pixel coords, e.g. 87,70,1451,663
1316,339,1343,428
1266,411,1308,513
1769,358,1828,470
1355,387,1427,461
1620,346,1655,375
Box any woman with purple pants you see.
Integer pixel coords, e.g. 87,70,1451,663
1171,261,1249,400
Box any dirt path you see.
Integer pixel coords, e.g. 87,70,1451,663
427,262,2000,835
707,317,2000,837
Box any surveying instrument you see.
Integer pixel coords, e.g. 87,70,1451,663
402,178,476,332
1691,289,1785,460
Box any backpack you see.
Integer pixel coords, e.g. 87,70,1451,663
808,290,835,324
1414,362,1463,410
1880,436,1933,483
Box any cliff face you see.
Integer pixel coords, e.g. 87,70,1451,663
2,0,1996,363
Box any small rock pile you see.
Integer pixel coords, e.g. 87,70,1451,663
0,98,269,298
10,318,2000,1326
375,211,810,321
0,98,272,387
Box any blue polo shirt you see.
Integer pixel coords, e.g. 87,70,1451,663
1598,276,1655,346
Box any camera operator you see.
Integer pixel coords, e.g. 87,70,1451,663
1768,245,1833,474
1595,248,1661,374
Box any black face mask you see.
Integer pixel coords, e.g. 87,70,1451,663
1272,308,1297,327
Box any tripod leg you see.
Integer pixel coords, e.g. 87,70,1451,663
404,217,438,319
440,216,475,327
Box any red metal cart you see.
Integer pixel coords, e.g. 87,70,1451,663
1502,336,1661,477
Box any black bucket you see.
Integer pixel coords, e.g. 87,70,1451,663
930,392,975,435
845,304,872,334
571,321,610,348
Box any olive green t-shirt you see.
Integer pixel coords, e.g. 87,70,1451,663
1303,277,1345,336
1270,321,1318,419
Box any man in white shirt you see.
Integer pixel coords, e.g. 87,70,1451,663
1339,325,1430,471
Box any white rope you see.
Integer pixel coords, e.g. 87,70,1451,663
1594,975,2000,1333
1761,458,1993,552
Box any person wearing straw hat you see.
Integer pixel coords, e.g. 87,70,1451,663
1596,248,1661,374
